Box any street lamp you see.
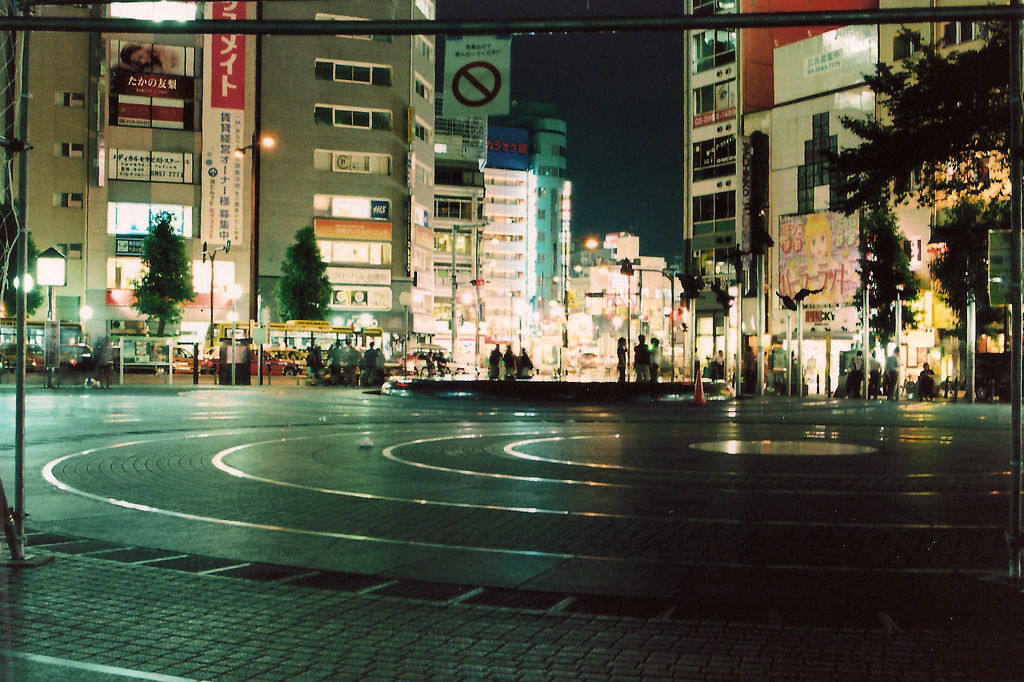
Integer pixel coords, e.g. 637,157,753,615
202,240,231,352
234,133,275,323
36,247,66,389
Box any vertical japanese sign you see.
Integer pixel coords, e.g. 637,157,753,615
202,2,246,245
778,212,860,307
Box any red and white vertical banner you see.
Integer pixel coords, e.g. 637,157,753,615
202,2,247,246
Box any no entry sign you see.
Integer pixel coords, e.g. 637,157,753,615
443,36,511,118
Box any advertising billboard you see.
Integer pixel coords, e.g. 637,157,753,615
778,211,860,307
486,126,529,171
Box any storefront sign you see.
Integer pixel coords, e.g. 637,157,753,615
314,218,392,241
327,267,392,286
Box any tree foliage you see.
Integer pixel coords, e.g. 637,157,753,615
131,212,195,336
836,24,1009,210
929,197,1008,330
274,225,330,322
856,205,921,344
0,204,42,317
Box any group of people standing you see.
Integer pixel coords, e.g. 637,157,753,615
488,345,534,380
308,339,384,387
615,335,662,383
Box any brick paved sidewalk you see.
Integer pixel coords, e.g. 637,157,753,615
0,553,1019,681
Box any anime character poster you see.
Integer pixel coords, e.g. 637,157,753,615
778,212,860,307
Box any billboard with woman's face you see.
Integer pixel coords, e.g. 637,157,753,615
778,212,860,307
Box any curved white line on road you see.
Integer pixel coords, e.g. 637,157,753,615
41,442,572,559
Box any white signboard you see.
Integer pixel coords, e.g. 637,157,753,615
109,149,193,183
775,25,877,104
327,267,392,286
443,35,511,117
330,286,393,311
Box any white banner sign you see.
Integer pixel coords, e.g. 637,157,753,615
327,267,392,286
443,35,511,117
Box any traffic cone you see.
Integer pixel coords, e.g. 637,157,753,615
692,361,707,406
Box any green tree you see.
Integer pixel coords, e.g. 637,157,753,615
131,211,195,336
929,197,1008,330
835,24,1009,209
0,205,42,317
856,205,921,344
275,225,330,322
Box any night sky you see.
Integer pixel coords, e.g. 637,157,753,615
436,1,688,259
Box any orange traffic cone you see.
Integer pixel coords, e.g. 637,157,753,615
693,361,707,406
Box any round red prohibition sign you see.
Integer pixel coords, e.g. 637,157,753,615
452,60,502,108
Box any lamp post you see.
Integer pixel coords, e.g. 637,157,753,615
620,258,634,380
234,134,274,324
36,247,66,389
202,240,231,352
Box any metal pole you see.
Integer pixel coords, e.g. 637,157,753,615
797,301,805,395
670,274,676,382
208,252,216,351
785,311,792,396
1008,0,1023,581
11,24,30,561
450,226,457,360
626,276,631,381
862,285,870,400
966,293,976,403
895,290,901,400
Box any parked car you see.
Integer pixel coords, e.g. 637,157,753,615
60,343,93,373
254,348,304,376
403,348,469,377
975,352,1010,402
0,342,45,371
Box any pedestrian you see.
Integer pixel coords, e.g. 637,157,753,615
918,362,935,402
616,337,627,383
884,350,900,400
342,340,361,386
503,345,517,381
649,338,662,382
868,354,882,399
361,342,379,386
742,346,756,393
328,340,344,385
517,348,534,379
93,335,112,388
488,345,502,380
425,352,435,378
634,335,651,383
847,350,864,398
712,350,725,381
306,344,323,383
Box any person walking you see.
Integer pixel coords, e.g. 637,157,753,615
884,350,900,400
342,340,361,386
488,345,502,381
634,335,651,383
649,338,662,382
847,350,864,399
94,335,112,388
517,348,534,379
503,345,517,381
712,350,725,381
361,342,379,386
328,340,344,386
616,337,628,383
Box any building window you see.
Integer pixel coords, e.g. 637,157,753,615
692,191,735,234
435,198,474,220
893,30,921,60
942,21,983,47
693,0,736,15
692,30,735,73
54,192,84,208
57,142,85,158
798,114,844,213
107,202,192,237
58,243,83,260
413,122,430,143
414,77,432,101
318,239,392,266
314,13,391,41
414,0,435,20
417,36,434,62
314,104,392,131
314,149,392,176
692,135,735,181
314,59,392,87
55,91,84,108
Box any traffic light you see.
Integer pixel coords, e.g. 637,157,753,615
749,131,774,255
709,279,734,311
676,273,704,300
619,258,634,276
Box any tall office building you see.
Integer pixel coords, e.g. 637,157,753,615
261,1,436,338
16,0,438,347
490,102,567,311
